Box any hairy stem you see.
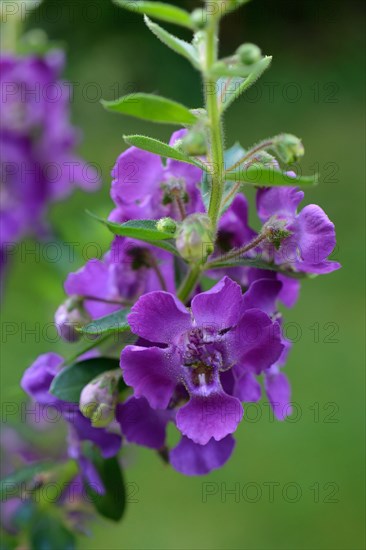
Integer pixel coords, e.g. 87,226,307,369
225,139,275,173
177,265,202,303
176,8,225,301
205,14,225,230
206,233,268,267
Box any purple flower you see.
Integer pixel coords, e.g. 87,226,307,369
64,236,175,319
109,130,204,222
215,193,301,307
121,277,283,445
256,187,341,274
116,397,235,476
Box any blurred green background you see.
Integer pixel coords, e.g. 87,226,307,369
1,0,365,548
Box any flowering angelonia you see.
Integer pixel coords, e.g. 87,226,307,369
2,0,341,546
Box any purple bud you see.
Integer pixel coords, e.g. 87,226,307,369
55,296,91,343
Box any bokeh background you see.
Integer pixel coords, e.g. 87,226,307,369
1,0,365,548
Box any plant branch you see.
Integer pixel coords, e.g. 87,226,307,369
225,139,275,173
204,12,225,230
206,232,268,268
177,265,202,303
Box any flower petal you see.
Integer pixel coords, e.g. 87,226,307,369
295,204,337,264
191,277,243,330
256,187,304,222
264,370,292,421
176,392,243,445
242,278,282,316
277,274,301,307
21,353,63,406
296,260,341,274
121,345,181,409
128,291,191,344
64,410,122,458
127,291,191,344
116,397,169,449
78,456,105,495
231,310,284,373
170,435,235,476
232,369,262,402
111,146,163,205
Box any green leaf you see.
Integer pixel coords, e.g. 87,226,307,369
113,0,193,29
102,93,197,125
211,64,259,79
0,462,54,500
207,258,308,279
87,214,180,256
123,134,205,169
220,0,252,16
78,309,130,336
225,165,318,187
144,16,199,68
102,224,180,256
83,446,126,521
219,56,272,113
50,358,121,403
30,514,76,550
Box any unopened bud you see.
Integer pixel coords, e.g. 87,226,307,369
54,296,91,343
156,217,177,235
176,214,214,263
237,43,262,65
274,134,305,164
79,371,120,428
180,128,207,157
191,8,207,30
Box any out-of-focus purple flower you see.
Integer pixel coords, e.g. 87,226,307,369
256,187,341,274
0,51,100,279
109,130,204,222
64,236,176,319
116,396,235,476
121,277,283,446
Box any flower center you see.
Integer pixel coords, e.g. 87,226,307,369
182,328,223,389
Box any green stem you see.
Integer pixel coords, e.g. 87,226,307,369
177,266,202,303
225,139,275,173
175,8,225,302
205,12,225,230
206,232,268,268
0,18,21,53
